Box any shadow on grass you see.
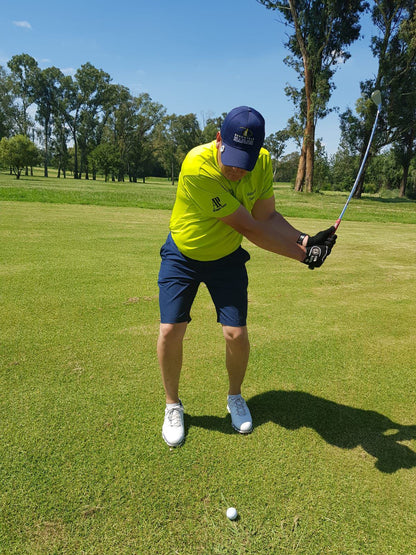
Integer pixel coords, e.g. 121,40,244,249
188,390,416,474
361,196,415,204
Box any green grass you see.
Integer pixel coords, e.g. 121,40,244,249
1,173,416,553
0,171,177,210
1,170,416,224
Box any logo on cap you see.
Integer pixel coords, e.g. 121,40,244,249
233,127,255,146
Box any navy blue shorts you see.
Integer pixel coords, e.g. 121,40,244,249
158,234,250,326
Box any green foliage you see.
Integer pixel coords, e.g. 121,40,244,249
0,65,15,139
201,114,226,143
313,139,331,190
7,53,39,136
154,113,203,183
264,129,290,180
330,146,359,191
259,0,368,191
0,135,39,178
274,151,299,183
88,142,120,181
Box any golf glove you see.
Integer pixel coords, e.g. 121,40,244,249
306,226,336,246
302,233,337,269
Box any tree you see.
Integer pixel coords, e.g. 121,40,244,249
89,142,120,182
385,4,416,197
330,140,359,191
366,148,402,192
74,63,112,179
314,139,331,189
125,93,165,182
103,84,133,181
339,94,379,188
0,66,16,139
264,129,290,180
154,114,202,184
59,63,112,179
342,0,416,198
258,0,367,192
275,151,300,182
102,87,165,182
0,135,39,179
34,66,65,177
7,54,39,137
201,114,227,143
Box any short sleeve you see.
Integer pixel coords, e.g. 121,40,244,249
257,150,274,200
182,175,241,218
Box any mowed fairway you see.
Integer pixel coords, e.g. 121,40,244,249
1,196,416,554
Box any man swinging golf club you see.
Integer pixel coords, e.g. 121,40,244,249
157,106,337,447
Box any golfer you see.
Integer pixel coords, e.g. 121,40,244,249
157,106,336,447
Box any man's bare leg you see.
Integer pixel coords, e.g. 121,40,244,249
222,325,252,433
158,322,188,447
222,325,250,395
157,322,188,404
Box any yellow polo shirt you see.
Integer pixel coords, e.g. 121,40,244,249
170,140,274,261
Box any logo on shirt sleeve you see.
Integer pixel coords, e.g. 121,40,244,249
211,196,227,212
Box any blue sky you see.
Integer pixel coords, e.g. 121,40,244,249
0,0,378,155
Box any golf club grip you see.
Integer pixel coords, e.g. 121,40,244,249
333,219,341,231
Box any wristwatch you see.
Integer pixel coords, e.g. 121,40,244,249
297,233,307,245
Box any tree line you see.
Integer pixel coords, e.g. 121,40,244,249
0,56,214,184
259,0,416,197
0,0,415,197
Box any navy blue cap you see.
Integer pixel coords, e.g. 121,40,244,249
220,106,265,171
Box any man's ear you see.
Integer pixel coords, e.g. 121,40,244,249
215,131,221,148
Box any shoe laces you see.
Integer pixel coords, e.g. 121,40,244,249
166,405,183,427
229,396,247,416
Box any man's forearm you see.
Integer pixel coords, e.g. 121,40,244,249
221,205,306,261
266,211,302,244
242,220,306,261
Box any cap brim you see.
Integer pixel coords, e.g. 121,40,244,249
221,143,259,172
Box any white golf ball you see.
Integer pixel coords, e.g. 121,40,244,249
226,507,238,520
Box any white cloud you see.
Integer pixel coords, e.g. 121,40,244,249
13,20,32,29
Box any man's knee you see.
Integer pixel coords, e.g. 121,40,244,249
159,322,188,343
222,325,248,343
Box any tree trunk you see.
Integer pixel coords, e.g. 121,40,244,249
304,121,315,193
399,164,409,198
399,129,415,198
353,153,372,199
294,58,315,192
44,120,49,178
304,63,315,193
73,131,79,179
294,145,306,191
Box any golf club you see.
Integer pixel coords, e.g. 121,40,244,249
333,90,382,231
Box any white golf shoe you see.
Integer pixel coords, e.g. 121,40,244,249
162,401,185,447
227,395,252,434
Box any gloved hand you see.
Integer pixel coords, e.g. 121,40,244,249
301,232,337,269
306,226,336,246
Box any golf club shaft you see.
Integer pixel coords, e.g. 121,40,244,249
334,105,381,231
